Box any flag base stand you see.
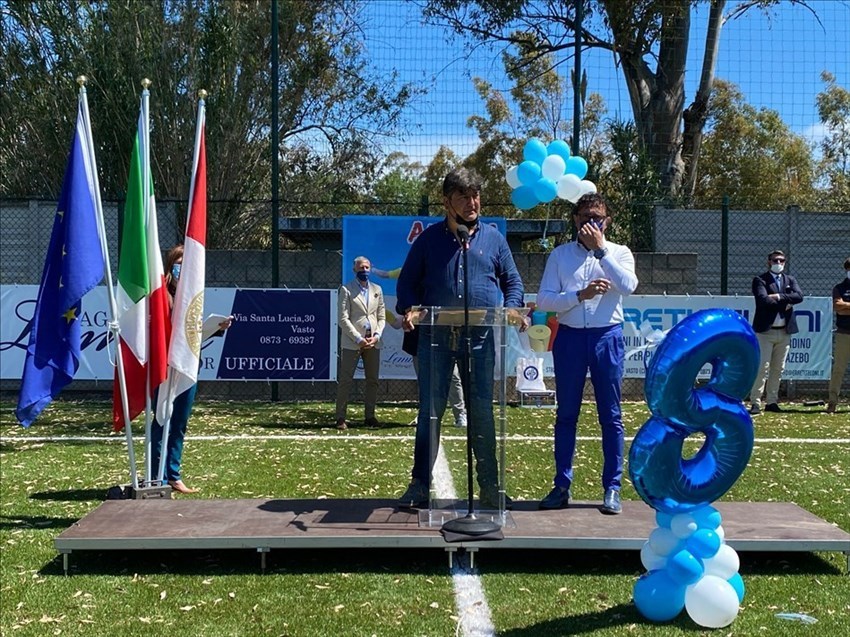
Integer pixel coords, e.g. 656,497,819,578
108,483,172,500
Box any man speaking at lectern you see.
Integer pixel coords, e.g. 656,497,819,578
395,167,526,509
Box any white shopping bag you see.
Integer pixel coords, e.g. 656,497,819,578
515,356,546,392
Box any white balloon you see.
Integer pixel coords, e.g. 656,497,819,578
648,526,681,557
703,544,740,579
715,525,726,542
685,575,740,628
577,179,597,196
556,174,582,203
640,541,668,571
506,165,522,189
671,513,698,539
541,154,567,180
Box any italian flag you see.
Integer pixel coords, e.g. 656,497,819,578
113,98,170,429
156,98,207,425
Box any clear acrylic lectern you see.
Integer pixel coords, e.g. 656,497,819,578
410,305,528,529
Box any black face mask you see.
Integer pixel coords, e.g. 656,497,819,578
454,211,478,230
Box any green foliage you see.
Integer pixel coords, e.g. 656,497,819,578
815,71,850,211
0,0,418,247
693,80,817,210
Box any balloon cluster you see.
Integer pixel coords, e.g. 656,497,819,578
636,504,744,628
505,138,597,210
629,308,759,628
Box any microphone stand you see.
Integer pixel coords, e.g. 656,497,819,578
442,226,500,536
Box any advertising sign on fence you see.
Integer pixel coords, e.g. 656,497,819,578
0,287,338,381
1,287,832,383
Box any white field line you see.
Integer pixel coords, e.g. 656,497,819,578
5,434,849,444
432,445,495,637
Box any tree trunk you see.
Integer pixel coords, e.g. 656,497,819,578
682,0,725,202
606,0,690,200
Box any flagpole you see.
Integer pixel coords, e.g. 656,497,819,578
156,90,207,484
140,78,154,485
77,76,139,489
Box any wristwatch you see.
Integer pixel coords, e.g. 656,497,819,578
593,247,608,259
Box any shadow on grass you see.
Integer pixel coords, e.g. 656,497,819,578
245,405,415,432
0,514,79,531
498,603,689,636
30,488,108,502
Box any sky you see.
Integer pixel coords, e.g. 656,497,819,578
359,0,850,165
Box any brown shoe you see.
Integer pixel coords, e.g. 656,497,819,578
826,402,837,414
168,479,198,494
336,418,348,430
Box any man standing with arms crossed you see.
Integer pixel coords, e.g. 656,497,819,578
748,250,804,414
535,193,638,515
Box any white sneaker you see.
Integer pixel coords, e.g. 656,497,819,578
454,413,467,428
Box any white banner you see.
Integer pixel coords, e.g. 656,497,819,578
519,295,833,380
2,287,832,382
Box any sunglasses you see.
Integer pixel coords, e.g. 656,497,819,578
771,258,786,264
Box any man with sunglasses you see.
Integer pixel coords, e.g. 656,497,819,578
535,193,638,515
749,250,804,414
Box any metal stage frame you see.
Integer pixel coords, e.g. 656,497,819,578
55,499,850,574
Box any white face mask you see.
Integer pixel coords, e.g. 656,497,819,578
846,271,850,280
770,263,785,274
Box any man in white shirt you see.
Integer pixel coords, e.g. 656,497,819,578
534,193,638,514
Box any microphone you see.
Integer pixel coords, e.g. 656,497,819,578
456,224,470,251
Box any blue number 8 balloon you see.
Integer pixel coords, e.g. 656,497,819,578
629,309,759,515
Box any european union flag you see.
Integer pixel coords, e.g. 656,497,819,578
16,102,105,427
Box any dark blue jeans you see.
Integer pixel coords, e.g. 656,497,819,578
551,324,625,491
411,325,498,491
151,384,198,482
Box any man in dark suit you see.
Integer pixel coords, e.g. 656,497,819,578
749,250,804,414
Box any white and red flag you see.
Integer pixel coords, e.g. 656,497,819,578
156,96,207,427
113,87,170,430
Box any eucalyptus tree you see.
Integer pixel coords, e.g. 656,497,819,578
423,0,818,203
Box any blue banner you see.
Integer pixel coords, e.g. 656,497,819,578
217,289,336,381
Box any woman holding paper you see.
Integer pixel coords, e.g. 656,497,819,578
151,245,232,494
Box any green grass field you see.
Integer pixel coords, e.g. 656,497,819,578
1,399,848,636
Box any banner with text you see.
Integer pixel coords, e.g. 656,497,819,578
518,294,833,380
1,287,338,381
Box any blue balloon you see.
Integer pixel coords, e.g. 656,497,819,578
667,549,705,586
510,185,538,210
523,138,548,165
692,505,723,530
633,570,686,622
727,573,746,603
565,155,588,179
547,139,571,161
687,528,722,559
655,511,674,528
629,309,759,515
532,177,558,203
516,160,542,186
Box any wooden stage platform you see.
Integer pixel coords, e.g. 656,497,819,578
55,499,850,574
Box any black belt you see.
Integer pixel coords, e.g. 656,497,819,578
769,326,787,330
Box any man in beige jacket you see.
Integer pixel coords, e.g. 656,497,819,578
336,256,386,429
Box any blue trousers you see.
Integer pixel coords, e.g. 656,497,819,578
411,326,497,490
551,324,625,491
151,384,198,482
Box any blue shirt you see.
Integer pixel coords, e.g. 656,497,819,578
396,219,524,312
